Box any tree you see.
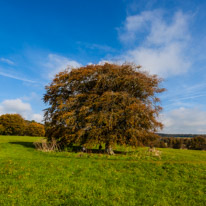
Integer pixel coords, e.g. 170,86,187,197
0,114,26,135
25,122,45,137
0,124,5,135
44,63,165,153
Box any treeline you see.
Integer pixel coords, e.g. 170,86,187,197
153,136,206,150
157,133,205,138
0,114,45,137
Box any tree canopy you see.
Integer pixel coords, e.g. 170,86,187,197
0,114,45,137
25,122,45,137
0,114,26,135
44,63,165,149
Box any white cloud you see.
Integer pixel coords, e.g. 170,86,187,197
0,99,43,123
0,58,14,65
31,113,43,122
160,107,206,134
44,54,82,79
0,99,31,115
118,10,191,77
124,43,190,76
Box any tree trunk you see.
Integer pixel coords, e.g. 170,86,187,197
105,142,115,155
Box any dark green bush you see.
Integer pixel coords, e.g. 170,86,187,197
155,136,206,150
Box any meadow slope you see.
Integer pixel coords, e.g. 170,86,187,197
0,136,205,206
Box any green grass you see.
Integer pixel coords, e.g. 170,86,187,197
0,136,205,206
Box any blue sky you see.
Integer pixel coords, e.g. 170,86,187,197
1,0,206,133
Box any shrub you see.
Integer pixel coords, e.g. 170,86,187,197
156,136,206,150
0,114,26,135
25,122,45,137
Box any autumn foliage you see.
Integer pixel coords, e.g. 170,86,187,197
25,122,45,137
0,114,45,137
44,63,165,148
0,114,26,135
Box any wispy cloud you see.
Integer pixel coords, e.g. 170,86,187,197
161,81,206,110
0,57,14,65
0,71,36,83
43,54,82,79
77,42,116,53
21,92,40,101
168,93,206,102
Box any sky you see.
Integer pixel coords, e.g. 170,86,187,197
1,0,206,133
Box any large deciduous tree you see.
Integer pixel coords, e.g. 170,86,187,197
44,63,165,152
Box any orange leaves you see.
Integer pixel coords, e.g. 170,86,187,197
25,122,45,137
0,114,45,137
44,63,165,147
0,114,26,136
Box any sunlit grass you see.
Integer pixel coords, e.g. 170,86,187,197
0,135,205,205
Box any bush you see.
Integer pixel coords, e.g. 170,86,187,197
0,114,45,137
156,136,206,150
189,136,206,150
25,122,45,137
0,114,26,135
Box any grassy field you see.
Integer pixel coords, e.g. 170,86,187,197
0,136,205,206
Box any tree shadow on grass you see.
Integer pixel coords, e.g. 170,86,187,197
9,141,35,149
70,146,129,155
9,142,133,154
